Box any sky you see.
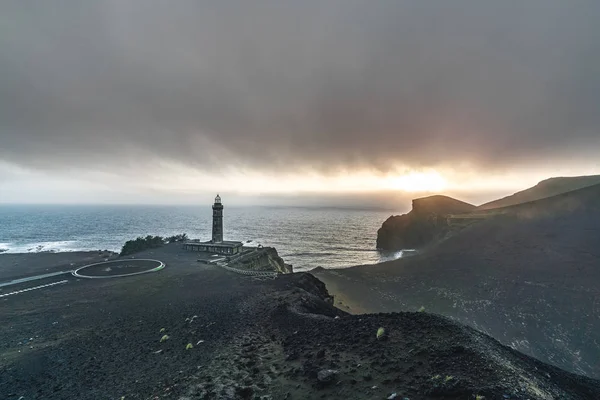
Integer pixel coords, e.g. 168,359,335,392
1,1,600,208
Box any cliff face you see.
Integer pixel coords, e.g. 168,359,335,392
229,247,293,274
376,195,475,250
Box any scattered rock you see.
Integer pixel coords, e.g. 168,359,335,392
317,369,338,386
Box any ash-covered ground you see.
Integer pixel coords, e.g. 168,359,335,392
1,245,599,399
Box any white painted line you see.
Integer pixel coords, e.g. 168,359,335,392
72,259,165,279
0,271,71,288
0,280,68,298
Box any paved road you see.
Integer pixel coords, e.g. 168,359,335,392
0,270,71,288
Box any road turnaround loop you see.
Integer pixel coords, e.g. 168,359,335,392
72,259,165,279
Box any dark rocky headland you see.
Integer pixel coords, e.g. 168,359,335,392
376,195,475,251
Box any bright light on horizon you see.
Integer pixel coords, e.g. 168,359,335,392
2,158,600,205
386,171,447,192
150,162,450,194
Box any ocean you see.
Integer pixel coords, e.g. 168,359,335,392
0,205,407,271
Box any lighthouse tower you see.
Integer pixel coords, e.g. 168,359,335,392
182,194,242,254
212,194,224,243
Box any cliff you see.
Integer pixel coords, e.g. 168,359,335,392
377,195,475,250
229,246,293,274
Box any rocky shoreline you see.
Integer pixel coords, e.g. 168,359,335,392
1,246,600,399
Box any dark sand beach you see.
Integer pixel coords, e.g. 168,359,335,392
2,244,600,399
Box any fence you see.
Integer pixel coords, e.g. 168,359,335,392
215,262,278,278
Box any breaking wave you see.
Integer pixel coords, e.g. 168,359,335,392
0,240,82,254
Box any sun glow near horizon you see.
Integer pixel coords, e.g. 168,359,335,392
385,171,448,192
79,158,583,201
3,156,587,205
150,162,451,195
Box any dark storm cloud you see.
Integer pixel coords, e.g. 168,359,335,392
1,0,599,174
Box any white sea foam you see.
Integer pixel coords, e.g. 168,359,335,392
0,240,81,254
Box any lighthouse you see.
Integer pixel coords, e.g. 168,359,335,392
183,194,242,255
212,194,224,243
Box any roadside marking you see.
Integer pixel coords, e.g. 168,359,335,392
0,280,68,298
72,259,165,279
0,271,70,288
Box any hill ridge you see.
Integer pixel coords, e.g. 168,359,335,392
478,174,600,210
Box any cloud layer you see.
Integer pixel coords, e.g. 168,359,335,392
1,1,600,179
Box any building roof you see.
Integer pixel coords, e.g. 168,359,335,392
184,240,242,248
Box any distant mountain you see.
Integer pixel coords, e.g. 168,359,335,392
478,175,600,210
376,195,475,250
324,182,600,379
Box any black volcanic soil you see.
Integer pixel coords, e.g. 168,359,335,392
316,184,600,380
2,245,600,399
0,251,117,281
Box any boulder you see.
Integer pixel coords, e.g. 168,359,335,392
230,247,293,274
317,369,338,385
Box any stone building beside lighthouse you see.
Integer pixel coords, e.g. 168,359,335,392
183,194,243,255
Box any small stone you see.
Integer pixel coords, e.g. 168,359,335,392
317,369,338,385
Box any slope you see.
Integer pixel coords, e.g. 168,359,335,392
478,174,600,210
316,183,600,379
